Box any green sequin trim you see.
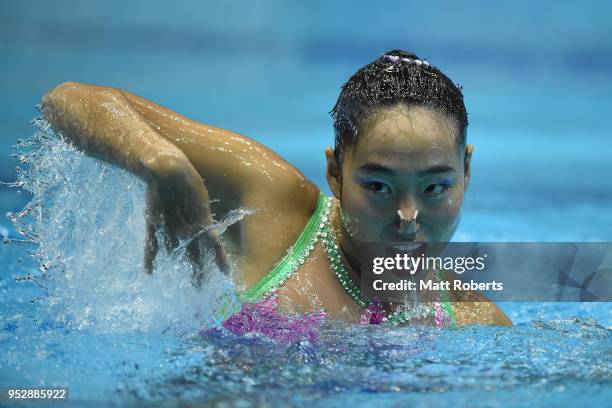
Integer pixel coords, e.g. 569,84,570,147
438,269,458,328
320,198,457,327
239,191,329,303
213,191,458,329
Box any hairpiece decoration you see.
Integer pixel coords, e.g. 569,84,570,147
383,54,430,67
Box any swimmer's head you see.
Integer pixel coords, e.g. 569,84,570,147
330,49,468,166
325,49,474,245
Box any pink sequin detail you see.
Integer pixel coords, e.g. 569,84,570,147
359,300,450,327
213,292,326,343
433,301,447,328
359,299,386,325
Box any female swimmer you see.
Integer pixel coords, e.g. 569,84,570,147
40,49,511,327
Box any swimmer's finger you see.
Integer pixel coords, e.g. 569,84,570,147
213,238,231,277
144,187,162,274
144,186,181,271
208,231,231,277
187,231,231,288
144,216,158,274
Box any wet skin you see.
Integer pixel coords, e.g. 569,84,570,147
325,104,473,276
42,82,511,326
309,104,507,324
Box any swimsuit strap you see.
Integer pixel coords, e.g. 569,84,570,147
437,268,458,328
240,191,329,303
440,295,458,328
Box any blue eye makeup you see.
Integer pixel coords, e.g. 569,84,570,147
358,178,392,196
425,178,454,195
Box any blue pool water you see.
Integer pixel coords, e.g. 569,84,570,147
1,1,612,406
0,120,610,408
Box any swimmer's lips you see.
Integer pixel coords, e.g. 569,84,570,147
392,242,424,252
388,242,433,260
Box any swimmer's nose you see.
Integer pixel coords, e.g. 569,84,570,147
395,209,420,238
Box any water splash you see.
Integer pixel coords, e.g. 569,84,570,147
2,119,611,407
7,117,244,336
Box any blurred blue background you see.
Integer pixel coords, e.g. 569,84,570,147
1,0,611,241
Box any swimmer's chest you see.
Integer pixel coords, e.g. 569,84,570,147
274,241,363,322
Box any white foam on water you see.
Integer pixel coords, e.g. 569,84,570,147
8,117,244,336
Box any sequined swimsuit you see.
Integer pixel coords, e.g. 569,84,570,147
215,191,457,328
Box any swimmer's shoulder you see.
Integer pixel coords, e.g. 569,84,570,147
55,82,313,206
450,289,513,327
108,86,324,285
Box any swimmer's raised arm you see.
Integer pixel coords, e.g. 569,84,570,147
114,88,316,205
41,82,230,283
41,82,192,185
41,81,319,289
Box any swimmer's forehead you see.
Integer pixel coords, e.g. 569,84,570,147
349,105,461,175
356,104,460,146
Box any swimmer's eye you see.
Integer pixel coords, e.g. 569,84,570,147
424,182,452,196
362,181,392,197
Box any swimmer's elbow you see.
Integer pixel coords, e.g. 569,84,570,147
41,81,132,148
47,81,81,94
42,81,122,121
42,81,88,109
43,81,79,101
41,82,77,124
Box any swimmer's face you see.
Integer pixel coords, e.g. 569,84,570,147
326,104,473,245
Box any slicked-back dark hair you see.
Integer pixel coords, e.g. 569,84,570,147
330,49,468,166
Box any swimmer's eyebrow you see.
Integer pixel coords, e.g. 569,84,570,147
357,163,456,176
417,165,456,176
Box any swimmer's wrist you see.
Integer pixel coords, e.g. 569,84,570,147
142,148,192,182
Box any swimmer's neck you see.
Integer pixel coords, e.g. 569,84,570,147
332,201,434,296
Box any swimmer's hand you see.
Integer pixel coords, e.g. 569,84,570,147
145,153,230,286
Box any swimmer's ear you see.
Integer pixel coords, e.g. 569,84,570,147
464,144,474,191
325,146,342,199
